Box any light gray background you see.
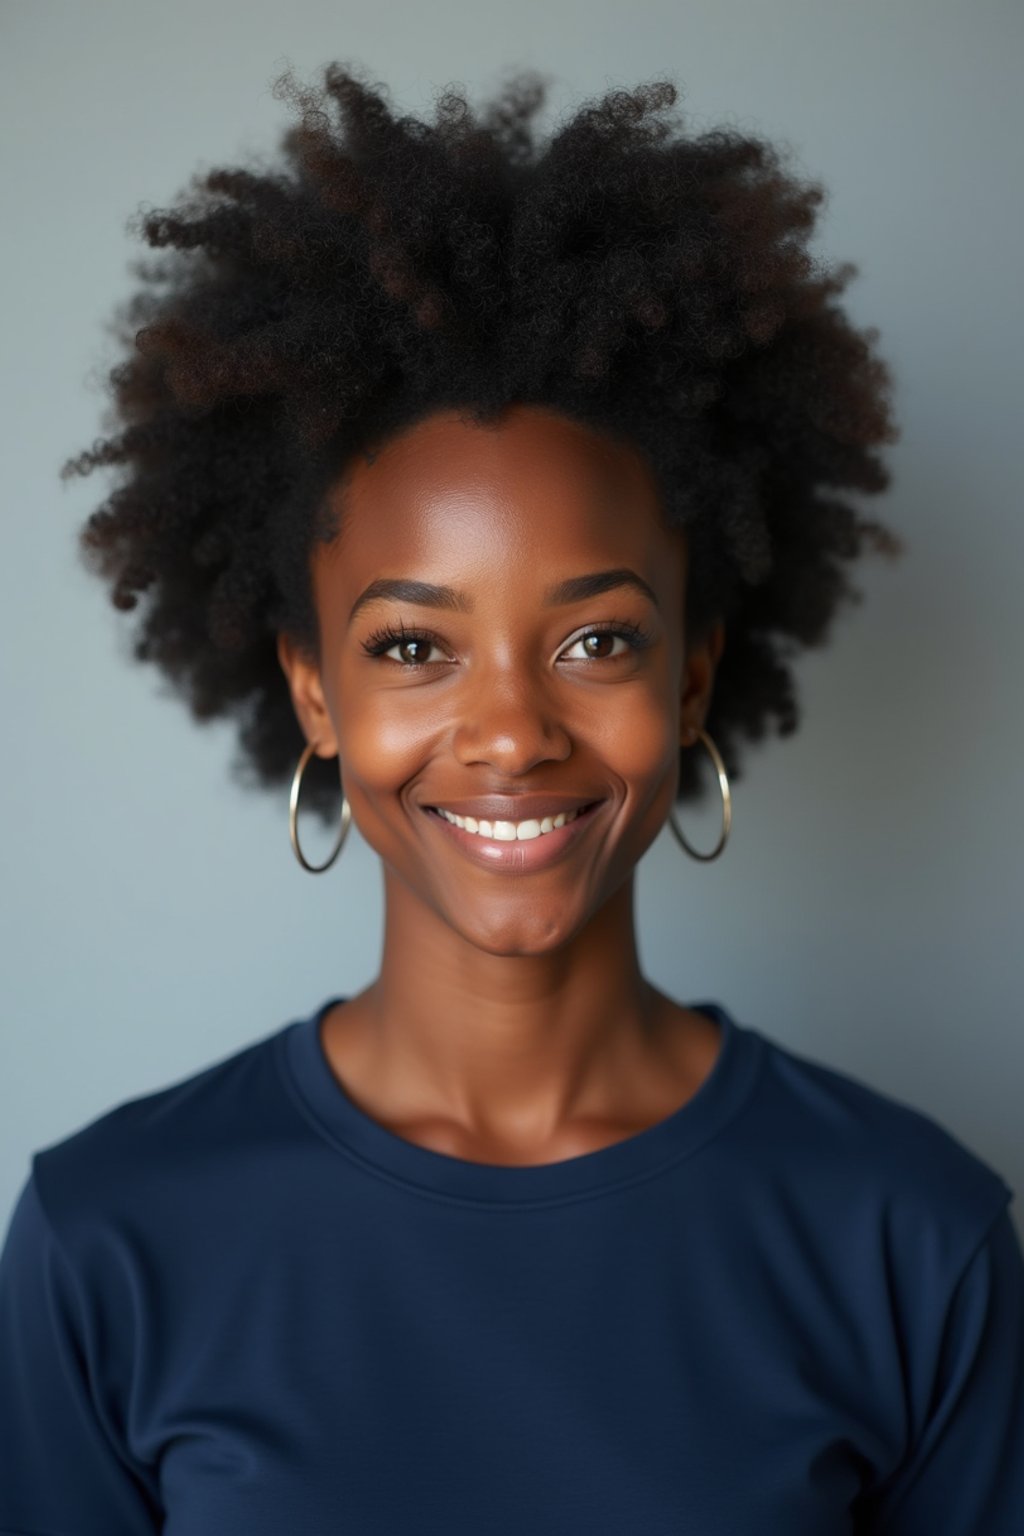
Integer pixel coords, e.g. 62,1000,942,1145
1,0,1021,1237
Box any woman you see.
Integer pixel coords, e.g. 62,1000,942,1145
1,63,1020,1533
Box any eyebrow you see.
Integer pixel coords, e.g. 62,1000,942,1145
348,568,660,627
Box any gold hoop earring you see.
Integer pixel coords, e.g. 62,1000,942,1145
668,726,732,862
289,740,352,873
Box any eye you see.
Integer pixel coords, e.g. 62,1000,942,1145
382,632,442,663
560,622,653,661
361,622,449,666
562,631,630,661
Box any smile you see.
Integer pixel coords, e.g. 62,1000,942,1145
432,806,588,841
422,800,604,871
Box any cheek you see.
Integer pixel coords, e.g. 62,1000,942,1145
335,686,436,797
589,678,680,786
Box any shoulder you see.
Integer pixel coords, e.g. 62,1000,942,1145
27,1015,298,1252
734,1020,1014,1269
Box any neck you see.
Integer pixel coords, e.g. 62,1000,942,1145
348,868,670,1144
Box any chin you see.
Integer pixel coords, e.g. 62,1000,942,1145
451,911,584,958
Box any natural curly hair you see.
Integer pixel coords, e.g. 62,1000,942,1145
62,61,902,822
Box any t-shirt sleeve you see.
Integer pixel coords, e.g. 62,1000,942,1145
0,1167,162,1535
861,1195,1024,1535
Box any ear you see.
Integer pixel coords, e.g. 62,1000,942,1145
680,620,725,746
276,632,340,758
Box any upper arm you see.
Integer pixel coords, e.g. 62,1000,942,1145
856,1199,1024,1535
0,1169,162,1535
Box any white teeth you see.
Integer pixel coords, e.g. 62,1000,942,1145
434,805,586,840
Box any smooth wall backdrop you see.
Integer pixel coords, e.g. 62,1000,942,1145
1,0,1021,1234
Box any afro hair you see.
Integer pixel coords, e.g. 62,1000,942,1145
62,62,902,822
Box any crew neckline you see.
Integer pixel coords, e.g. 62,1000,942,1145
280,995,765,1207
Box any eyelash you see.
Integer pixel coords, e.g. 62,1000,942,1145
360,618,654,667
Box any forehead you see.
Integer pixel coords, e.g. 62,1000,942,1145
315,403,684,595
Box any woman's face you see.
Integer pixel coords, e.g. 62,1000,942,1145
278,403,724,955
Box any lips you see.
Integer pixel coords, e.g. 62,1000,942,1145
417,793,609,873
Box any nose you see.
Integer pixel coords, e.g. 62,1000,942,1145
451,666,573,775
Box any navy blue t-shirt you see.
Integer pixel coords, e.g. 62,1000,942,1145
1,996,1022,1534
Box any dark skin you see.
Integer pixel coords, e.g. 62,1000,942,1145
277,403,726,1166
